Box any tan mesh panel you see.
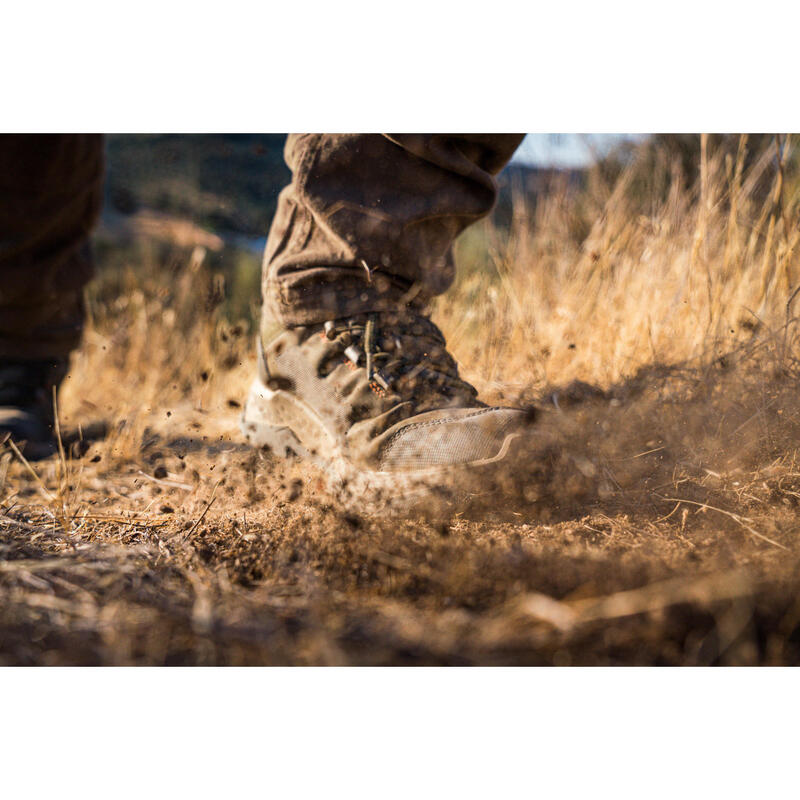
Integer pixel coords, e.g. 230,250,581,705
379,409,522,471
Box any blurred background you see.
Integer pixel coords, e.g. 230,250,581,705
96,133,646,323
97,133,796,340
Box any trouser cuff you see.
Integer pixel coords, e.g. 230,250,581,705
266,267,429,328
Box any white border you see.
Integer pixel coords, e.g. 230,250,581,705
5,1,800,131
1,668,796,798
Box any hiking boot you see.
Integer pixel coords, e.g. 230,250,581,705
0,359,67,460
242,311,549,512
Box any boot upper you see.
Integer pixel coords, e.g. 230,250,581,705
260,312,532,472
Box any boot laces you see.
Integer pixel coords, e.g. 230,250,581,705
322,312,479,406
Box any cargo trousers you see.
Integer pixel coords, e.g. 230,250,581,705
0,134,524,360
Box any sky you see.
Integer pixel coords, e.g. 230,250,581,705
512,134,647,168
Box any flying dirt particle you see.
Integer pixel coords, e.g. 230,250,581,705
287,479,303,502
90,454,101,463
153,465,168,479
267,376,295,391
200,371,209,382
227,399,241,409
739,316,759,332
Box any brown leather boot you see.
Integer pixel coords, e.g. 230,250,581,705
0,358,67,460
242,311,545,513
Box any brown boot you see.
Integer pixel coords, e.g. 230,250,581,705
242,311,543,512
0,359,67,460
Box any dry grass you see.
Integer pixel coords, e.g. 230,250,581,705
4,134,800,664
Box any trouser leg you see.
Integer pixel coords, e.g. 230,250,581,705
263,133,524,327
0,134,105,360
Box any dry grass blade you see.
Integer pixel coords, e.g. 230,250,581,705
5,439,56,503
517,570,753,631
136,470,194,491
659,496,788,550
183,482,221,539
572,570,753,624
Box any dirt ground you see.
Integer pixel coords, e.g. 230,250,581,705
3,350,800,666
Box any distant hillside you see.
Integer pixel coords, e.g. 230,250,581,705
104,134,290,236
494,162,584,225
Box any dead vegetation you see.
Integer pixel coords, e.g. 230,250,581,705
4,134,800,665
